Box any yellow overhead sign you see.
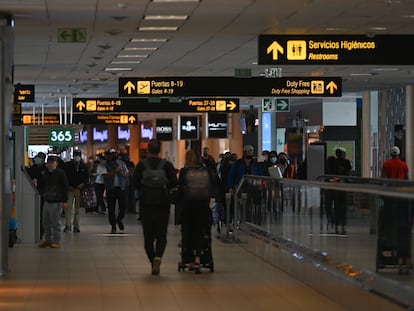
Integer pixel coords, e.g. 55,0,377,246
259,34,414,65
74,99,122,112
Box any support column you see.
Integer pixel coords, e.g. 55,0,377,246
0,23,14,275
406,85,414,180
361,91,371,177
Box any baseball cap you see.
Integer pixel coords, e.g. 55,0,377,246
391,146,400,155
108,148,117,153
73,149,82,156
47,155,58,162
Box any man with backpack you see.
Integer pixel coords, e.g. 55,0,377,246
133,139,178,275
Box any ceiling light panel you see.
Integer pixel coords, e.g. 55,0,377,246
138,26,179,31
144,15,188,20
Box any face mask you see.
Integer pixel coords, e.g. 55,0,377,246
270,157,277,164
74,156,81,162
245,154,253,160
34,157,42,165
203,152,208,157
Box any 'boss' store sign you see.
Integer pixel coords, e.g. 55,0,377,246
156,119,173,141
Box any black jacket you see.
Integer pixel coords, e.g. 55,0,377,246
39,167,69,203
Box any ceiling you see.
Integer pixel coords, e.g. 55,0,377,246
4,0,414,113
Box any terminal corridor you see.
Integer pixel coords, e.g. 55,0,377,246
0,211,401,311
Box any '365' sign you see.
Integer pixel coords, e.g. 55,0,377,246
48,128,74,147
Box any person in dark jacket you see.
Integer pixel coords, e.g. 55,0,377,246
37,156,69,248
26,152,47,239
63,149,89,233
103,148,129,234
133,139,178,275
177,149,216,274
227,145,263,193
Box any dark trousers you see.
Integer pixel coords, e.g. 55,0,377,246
106,187,126,229
94,183,106,211
334,191,347,228
140,204,170,263
182,201,210,257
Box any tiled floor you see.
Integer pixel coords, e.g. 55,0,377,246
0,210,401,311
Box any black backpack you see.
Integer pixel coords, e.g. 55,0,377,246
140,158,169,205
183,166,212,200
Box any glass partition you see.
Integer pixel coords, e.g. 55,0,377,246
231,175,414,285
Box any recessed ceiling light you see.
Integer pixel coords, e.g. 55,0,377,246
326,27,345,31
138,26,178,31
349,73,373,76
123,47,158,51
105,67,132,71
371,68,399,71
117,54,148,58
401,14,414,18
152,0,199,2
368,26,387,31
144,15,188,20
130,38,168,42
111,61,142,64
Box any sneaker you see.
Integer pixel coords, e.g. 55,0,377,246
38,240,51,248
110,227,116,234
73,227,80,233
63,226,71,233
50,242,61,248
152,257,161,275
117,220,125,231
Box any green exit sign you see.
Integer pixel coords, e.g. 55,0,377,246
49,128,74,147
57,28,87,43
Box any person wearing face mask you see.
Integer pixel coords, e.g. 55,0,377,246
103,149,129,234
27,152,48,239
37,156,69,248
62,149,89,233
201,147,216,176
227,145,264,194
276,152,295,179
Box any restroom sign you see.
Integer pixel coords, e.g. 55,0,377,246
258,34,414,65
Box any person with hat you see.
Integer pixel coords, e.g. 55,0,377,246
63,149,89,233
103,148,129,234
37,156,69,248
381,146,411,272
381,146,409,180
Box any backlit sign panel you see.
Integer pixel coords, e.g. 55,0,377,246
156,119,173,141
258,34,414,65
178,116,199,140
207,114,228,138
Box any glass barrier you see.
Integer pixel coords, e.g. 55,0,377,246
231,175,414,285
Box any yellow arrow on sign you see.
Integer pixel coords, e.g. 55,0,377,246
326,81,338,94
267,41,284,60
227,101,237,111
128,115,136,123
124,81,136,95
76,101,86,111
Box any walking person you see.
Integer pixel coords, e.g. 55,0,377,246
133,139,177,275
103,149,129,234
381,146,411,271
177,149,216,274
63,149,89,233
94,154,107,214
37,155,69,248
26,152,47,240
332,148,352,235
